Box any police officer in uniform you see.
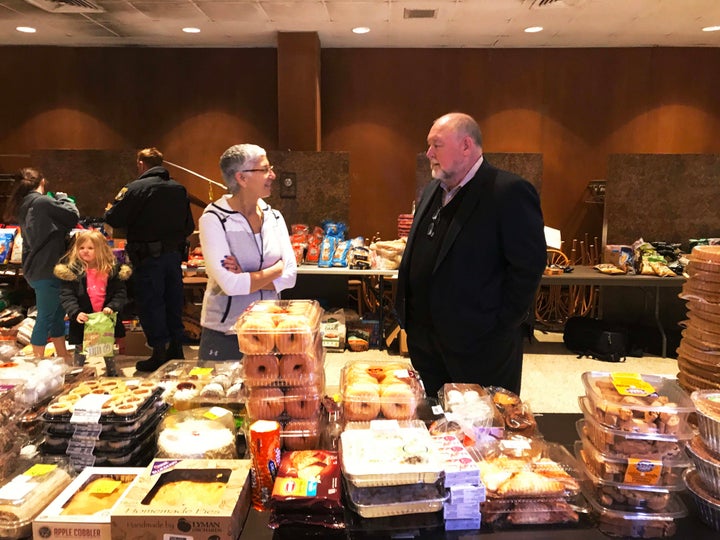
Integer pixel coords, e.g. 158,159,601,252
104,148,195,372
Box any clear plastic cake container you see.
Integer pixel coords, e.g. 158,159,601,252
234,299,322,355
582,371,694,434
340,359,424,422
690,389,720,454
684,468,720,532
577,429,688,488
577,399,691,459
241,335,325,388
340,420,443,487
685,435,720,493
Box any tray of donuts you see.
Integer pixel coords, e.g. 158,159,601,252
340,360,425,423
149,360,244,410
41,378,164,428
242,334,325,387
244,383,324,451
234,299,323,355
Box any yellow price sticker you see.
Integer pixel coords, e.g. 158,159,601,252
611,373,656,397
189,367,214,377
24,464,57,477
88,478,122,494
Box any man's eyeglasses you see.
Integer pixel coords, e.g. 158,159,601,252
242,165,274,174
426,206,442,238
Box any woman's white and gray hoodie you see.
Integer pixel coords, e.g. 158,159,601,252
198,195,297,334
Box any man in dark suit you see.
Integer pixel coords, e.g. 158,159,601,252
395,112,546,397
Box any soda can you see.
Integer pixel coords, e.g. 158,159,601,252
248,419,281,511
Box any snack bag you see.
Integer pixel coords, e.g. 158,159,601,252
82,311,116,357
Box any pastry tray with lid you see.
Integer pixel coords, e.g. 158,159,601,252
339,359,424,423
234,299,323,355
149,360,244,409
690,389,720,454
241,334,325,387
581,479,686,539
684,435,720,493
0,357,66,407
575,441,682,513
340,420,443,487
581,371,694,433
684,468,720,532
577,429,688,488
244,379,324,423
578,396,691,460
481,496,589,529
343,477,447,518
0,383,25,424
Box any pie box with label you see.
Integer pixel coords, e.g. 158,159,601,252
32,467,144,540
110,459,252,540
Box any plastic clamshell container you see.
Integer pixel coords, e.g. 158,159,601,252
481,497,586,529
582,480,686,538
582,371,694,434
0,357,66,407
234,299,322,355
150,360,244,409
690,389,720,454
684,468,720,532
0,384,24,424
0,426,23,483
244,381,324,422
684,435,720,493
344,477,446,518
577,429,688,488
280,417,321,451
340,359,424,422
340,420,443,487
0,462,74,539
241,334,325,387
577,399,691,459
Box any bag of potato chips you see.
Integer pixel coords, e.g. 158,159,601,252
83,312,116,357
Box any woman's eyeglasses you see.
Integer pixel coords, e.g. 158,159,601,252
242,165,274,174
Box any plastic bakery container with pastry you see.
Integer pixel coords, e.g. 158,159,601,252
32,467,143,540
684,434,720,493
581,478,687,538
242,334,325,387
343,476,447,518
149,360,244,411
577,400,692,460
0,425,25,484
576,428,688,488
0,460,74,540
156,407,239,459
340,359,424,422
581,371,694,435
0,357,66,407
690,389,720,454
481,497,587,530
340,419,444,487
575,441,683,513
234,299,323,355
684,468,720,532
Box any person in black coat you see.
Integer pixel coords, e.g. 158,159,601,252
54,230,132,375
395,112,547,397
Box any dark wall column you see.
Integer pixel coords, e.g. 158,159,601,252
277,32,321,151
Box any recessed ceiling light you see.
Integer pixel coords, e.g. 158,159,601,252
183,27,201,34
352,27,370,34
16,26,36,34
524,26,543,33
702,25,720,32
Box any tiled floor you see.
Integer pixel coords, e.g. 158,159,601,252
106,330,679,414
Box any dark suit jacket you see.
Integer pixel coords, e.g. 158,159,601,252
395,159,547,350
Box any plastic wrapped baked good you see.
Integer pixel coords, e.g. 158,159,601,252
157,409,237,459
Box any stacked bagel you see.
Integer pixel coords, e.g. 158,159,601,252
238,300,325,450
341,360,423,422
677,245,720,391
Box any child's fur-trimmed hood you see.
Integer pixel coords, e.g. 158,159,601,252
53,263,132,282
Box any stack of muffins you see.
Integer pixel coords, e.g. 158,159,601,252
677,244,720,391
684,390,720,531
235,299,325,450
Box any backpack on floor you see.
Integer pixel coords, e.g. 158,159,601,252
563,317,628,362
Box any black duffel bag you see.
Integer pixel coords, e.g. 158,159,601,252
563,317,628,362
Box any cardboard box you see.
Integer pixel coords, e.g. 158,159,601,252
111,459,252,540
33,467,144,540
124,330,150,356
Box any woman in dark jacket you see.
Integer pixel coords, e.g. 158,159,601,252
3,168,79,360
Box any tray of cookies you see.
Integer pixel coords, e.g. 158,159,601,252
234,299,322,355
340,420,444,487
578,398,691,460
340,359,424,422
241,334,324,387
577,428,688,488
582,371,694,435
